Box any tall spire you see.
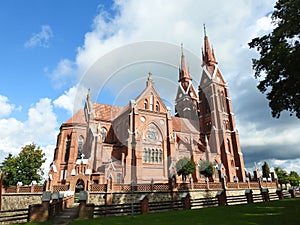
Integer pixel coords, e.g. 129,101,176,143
202,25,217,66
179,43,192,81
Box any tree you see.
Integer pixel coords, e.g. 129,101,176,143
289,171,300,187
262,161,270,178
248,0,300,118
0,143,46,187
274,167,289,188
198,160,214,178
175,157,196,181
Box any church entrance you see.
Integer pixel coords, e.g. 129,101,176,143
75,179,85,202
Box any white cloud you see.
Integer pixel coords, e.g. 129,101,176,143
0,95,16,118
53,85,88,115
24,25,53,48
0,98,58,175
51,59,77,89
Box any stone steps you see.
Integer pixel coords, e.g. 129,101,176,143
51,203,79,225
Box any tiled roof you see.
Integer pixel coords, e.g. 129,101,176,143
64,103,123,125
65,109,85,124
172,116,200,133
93,103,123,121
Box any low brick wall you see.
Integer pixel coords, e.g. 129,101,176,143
1,193,42,211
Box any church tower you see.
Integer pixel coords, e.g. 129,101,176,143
198,30,246,182
175,44,198,120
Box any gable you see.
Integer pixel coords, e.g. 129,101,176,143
134,84,168,113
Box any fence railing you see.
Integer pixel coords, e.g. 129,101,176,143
78,188,300,219
3,185,44,194
93,202,141,217
88,181,273,193
0,208,28,224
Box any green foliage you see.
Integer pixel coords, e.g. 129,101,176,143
274,167,289,186
262,161,270,178
198,160,214,178
0,143,46,187
175,157,196,181
248,0,300,118
289,171,300,187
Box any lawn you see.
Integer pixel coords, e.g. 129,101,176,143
22,198,300,225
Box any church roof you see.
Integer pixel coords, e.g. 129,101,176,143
93,103,123,121
64,103,123,125
171,116,200,133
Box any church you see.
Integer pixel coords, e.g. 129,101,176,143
47,34,246,192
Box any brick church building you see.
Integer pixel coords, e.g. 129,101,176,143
47,34,246,192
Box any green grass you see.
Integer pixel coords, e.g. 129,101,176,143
20,198,300,225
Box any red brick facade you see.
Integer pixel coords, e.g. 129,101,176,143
47,36,246,192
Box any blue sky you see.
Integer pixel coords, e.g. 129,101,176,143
1,0,300,176
0,0,110,121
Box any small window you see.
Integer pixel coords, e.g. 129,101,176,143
144,99,148,109
155,102,160,112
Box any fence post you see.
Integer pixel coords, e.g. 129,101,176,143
245,189,253,204
276,188,284,199
140,194,149,214
216,190,227,206
182,193,191,210
261,188,270,202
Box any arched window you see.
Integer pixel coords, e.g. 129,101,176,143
158,149,162,163
144,99,148,109
148,148,151,162
143,148,147,162
155,102,160,112
151,149,155,162
77,136,84,159
64,135,71,162
155,149,158,162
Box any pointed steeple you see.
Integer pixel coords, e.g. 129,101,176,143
179,43,192,81
202,24,217,66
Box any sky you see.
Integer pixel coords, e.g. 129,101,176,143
1,0,300,177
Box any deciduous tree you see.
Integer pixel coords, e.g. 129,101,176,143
248,0,300,118
0,143,46,187
274,167,289,188
175,157,196,181
198,160,214,178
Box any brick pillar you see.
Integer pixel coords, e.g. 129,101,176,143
79,202,95,219
140,195,149,214
276,188,284,199
216,190,227,206
245,189,253,204
182,193,191,210
289,188,296,198
261,188,269,202
28,202,49,222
